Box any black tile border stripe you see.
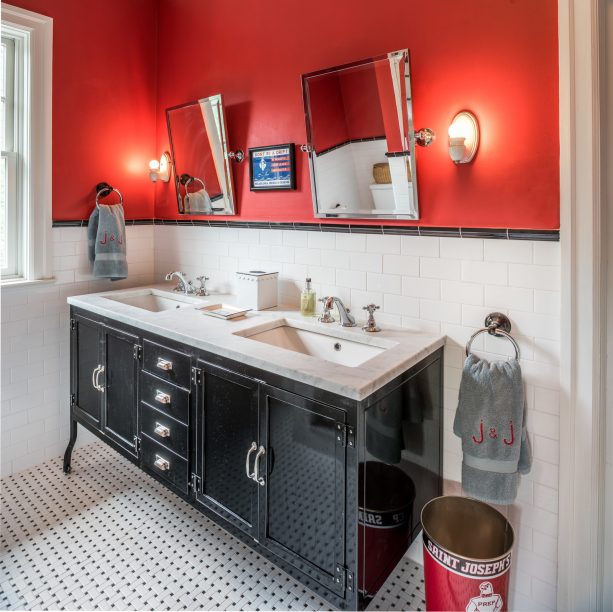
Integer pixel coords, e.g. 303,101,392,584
316,136,386,157
52,219,560,241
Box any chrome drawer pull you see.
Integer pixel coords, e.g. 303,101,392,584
154,455,170,471
154,423,170,438
253,445,266,487
155,390,171,404
245,441,257,481
156,358,173,371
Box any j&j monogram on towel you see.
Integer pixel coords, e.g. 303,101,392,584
471,419,515,446
98,231,123,245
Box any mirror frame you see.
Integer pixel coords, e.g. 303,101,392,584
166,94,237,216
302,50,419,220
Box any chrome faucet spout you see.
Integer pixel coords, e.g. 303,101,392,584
332,297,356,327
165,271,190,294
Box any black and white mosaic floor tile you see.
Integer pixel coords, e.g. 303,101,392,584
1,443,425,611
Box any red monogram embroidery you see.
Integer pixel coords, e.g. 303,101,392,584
471,420,515,446
503,420,515,446
472,420,484,444
99,231,123,245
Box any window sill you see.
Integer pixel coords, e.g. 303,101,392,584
1,277,56,289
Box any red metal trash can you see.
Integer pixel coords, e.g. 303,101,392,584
421,496,514,612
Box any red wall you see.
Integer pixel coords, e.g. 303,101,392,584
307,67,385,153
8,0,158,221
154,0,559,229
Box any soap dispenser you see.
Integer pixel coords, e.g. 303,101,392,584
300,277,316,316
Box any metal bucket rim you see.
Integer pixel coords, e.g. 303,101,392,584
421,496,514,564
360,502,413,515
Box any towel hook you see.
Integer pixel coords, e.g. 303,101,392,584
95,182,123,207
465,312,520,359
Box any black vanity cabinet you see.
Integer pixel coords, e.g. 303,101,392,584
193,361,260,538
69,312,139,459
258,384,348,596
65,306,443,610
192,363,347,596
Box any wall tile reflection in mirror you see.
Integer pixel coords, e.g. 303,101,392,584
166,94,237,215
302,50,420,220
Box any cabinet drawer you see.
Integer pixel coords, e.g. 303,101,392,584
143,340,191,389
141,403,188,459
140,371,189,424
141,435,188,494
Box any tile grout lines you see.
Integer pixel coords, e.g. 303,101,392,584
1,442,425,611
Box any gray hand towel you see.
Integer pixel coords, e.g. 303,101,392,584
87,204,128,280
453,354,532,505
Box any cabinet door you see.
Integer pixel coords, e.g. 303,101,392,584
195,361,259,539
259,385,347,596
71,314,103,427
101,325,139,457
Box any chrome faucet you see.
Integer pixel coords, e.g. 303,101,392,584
319,296,356,327
165,271,193,294
333,297,356,327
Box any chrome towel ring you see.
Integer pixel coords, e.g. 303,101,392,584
465,312,520,360
95,182,123,207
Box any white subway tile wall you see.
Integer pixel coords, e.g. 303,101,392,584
153,225,561,611
1,226,155,477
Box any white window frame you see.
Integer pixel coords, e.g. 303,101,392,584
1,3,52,286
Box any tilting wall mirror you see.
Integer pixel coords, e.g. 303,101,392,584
166,94,239,215
302,50,432,220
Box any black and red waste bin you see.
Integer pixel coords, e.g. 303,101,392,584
358,461,416,597
421,496,514,611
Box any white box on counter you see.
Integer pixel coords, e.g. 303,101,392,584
235,271,279,310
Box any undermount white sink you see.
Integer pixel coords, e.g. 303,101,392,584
234,320,396,368
102,288,204,313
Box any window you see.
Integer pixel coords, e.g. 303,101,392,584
0,4,52,285
2,34,21,278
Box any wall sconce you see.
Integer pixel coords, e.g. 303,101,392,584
149,152,171,182
448,111,479,164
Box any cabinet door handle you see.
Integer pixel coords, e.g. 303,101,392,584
156,358,173,371
154,390,171,404
154,455,170,471
91,365,101,390
245,441,257,481
95,365,105,393
253,445,266,487
154,422,170,438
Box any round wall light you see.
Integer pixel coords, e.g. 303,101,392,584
448,111,479,164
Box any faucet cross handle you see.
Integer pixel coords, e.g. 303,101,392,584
362,304,381,332
195,275,210,296
318,297,335,323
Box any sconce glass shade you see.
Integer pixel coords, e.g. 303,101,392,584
448,111,479,164
149,152,171,182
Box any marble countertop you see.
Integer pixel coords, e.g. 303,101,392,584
68,284,445,401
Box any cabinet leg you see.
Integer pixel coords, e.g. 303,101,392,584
63,418,78,474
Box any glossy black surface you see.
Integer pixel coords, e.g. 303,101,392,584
141,434,189,494
143,339,191,389
360,356,442,599
102,326,139,456
196,362,259,538
73,314,101,425
260,385,346,594
140,371,189,424
141,402,189,458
